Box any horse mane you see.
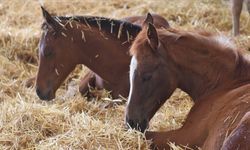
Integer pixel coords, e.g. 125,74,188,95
41,15,142,41
131,27,240,67
161,29,240,72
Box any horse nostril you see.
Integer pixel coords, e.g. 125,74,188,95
128,119,135,128
126,116,136,129
36,87,41,96
125,116,148,132
36,87,54,101
139,119,148,132
126,117,133,128
127,119,148,132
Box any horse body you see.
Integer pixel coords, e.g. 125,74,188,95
147,84,250,149
36,7,169,100
126,20,250,149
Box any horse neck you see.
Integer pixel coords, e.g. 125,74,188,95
162,32,250,101
59,16,141,83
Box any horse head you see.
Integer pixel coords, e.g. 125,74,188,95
36,7,79,100
125,17,178,132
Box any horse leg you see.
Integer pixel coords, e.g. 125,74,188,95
79,70,96,99
231,0,244,36
91,74,110,98
91,74,129,101
145,130,185,150
79,72,114,100
80,72,128,101
247,0,250,14
145,126,208,150
221,112,250,150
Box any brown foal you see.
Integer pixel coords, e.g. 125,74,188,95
126,18,250,149
36,7,169,100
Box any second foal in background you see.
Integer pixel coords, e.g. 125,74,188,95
36,7,169,100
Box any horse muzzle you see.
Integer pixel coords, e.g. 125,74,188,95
36,87,55,101
125,116,149,132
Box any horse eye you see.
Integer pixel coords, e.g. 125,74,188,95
142,73,152,82
44,50,53,58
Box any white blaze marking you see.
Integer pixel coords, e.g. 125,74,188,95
128,56,138,104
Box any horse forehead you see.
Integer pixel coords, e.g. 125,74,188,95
39,34,47,51
40,31,56,46
136,52,158,65
39,32,53,55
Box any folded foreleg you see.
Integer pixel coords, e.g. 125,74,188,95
221,111,250,150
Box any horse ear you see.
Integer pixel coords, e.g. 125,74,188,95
147,23,159,50
41,6,62,31
143,13,154,28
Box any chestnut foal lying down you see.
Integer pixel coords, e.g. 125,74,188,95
126,19,250,149
36,7,169,100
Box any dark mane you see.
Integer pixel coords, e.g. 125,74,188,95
42,15,142,41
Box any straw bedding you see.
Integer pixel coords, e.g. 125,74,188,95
0,0,249,149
